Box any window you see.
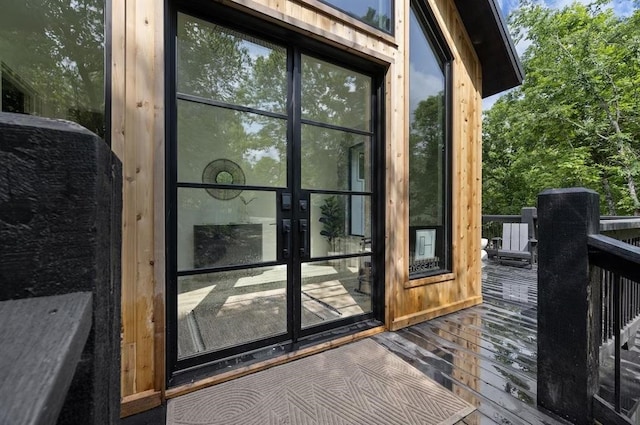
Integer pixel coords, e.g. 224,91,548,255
408,3,451,277
319,0,393,33
1,1,105,138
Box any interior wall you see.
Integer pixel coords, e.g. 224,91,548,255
113,0,483,415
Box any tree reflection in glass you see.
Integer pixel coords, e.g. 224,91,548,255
1,1,105,136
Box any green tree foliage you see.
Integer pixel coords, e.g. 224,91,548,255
1,0,105,136
409,92,445,225
483,1,640,215
319,195,346,251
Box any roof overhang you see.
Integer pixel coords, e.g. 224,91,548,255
454,0,524,98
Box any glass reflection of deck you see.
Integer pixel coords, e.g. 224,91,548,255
177,262,371,358
375,262,640,425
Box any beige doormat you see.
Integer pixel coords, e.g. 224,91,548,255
167,339,475,425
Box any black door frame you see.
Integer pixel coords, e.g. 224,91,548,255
165,0,387,387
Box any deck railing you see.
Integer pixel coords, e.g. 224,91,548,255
588,233,640,423
536,188,640,425
597,221,640,348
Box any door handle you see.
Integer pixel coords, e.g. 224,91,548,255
299,219,308,257
282,219,291,259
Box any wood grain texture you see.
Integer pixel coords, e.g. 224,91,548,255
117,0,164,400
121,390,163,418
0,293,92,425
116,0,484,407
389,0,483,326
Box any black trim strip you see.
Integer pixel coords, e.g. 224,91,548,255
300,189,373,196
177,92,288,121
177,260,284,276
300,118,374,137
176,182,286,191
105,0,112,146
166,0,179,381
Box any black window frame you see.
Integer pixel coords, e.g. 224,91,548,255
408,0,453,280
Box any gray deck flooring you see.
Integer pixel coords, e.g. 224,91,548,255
375,261,639,425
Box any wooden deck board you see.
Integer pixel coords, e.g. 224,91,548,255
375,262,568,425
377,261,640,423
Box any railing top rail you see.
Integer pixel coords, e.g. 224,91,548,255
0,292,92,425
600,218,640,232
482,215,521,223
588,234,640,282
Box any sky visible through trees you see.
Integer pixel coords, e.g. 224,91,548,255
482,0,640,215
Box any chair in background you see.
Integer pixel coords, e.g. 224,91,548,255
495,223,535,268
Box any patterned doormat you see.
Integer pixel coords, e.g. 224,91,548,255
167,339,475,425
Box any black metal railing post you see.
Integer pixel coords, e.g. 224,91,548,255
537,188,601,425
614,273,622,413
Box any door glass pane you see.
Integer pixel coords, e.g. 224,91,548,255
301,124,370,191
1,1,105,137
177,100,287,187
177,189,277,271
177,13,287,113
301,257,372,329
178,266,287,358
301,55,371,131
310,193,371,258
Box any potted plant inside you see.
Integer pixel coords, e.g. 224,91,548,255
319,195,345,256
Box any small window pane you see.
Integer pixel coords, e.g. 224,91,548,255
310,193,371,258
1,1,105,137
178,265,287,357
320,0,392,33
177,100,287,188
177,13,287,114
300,258,372,329
301,124,371,191
302,55,371,132
177,189,277,271
408,6,448,275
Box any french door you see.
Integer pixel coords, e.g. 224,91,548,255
167,6,384,382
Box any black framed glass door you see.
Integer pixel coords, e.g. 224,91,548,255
168,7,383,380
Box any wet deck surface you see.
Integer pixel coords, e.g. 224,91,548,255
375,262,640,425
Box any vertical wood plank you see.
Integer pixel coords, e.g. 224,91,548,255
133,0,157,394
152,0,167,395
121,0,138,398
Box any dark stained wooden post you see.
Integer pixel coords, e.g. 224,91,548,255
537,188,601,425
0,113,122,424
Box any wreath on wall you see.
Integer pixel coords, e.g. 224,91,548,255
202,159,245,200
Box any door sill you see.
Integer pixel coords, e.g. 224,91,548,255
166,322,385,399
